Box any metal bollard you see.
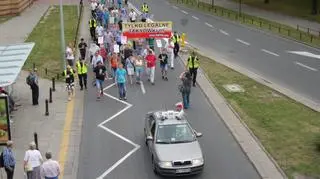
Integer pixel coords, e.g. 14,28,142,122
45,99,49,116
52,78,56,92
34,132,39,150
57,73,60,80
49,88,52,103
32,63,35,70
45,68,48,75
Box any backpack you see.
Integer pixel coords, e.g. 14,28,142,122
0,152,4,168
26,75,33,85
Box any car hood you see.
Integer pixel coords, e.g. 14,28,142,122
155,141,203,161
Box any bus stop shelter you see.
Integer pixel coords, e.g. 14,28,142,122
0,42,35,91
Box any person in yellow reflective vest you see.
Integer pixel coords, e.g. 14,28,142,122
89,18,97,41
76,59,88,90
171,31,180,59
186,51,199,87
141,2,149,13
62,65,75,101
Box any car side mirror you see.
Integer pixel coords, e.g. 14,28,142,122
193,130,202,138
146,136,153,141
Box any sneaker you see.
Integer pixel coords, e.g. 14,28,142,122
152,83,155,85
80,88,83,91
165,77,168,81
123,97,127,100
162,76,164,79
171,67,174,70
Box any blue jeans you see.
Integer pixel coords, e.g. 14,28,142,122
96,79,104,92
182,92,190,109
135,67,143,81
118,83,126,98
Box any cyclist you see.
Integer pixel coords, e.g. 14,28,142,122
94,61,107,99
62,65,75,101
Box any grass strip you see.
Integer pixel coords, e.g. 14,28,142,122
169,0,320,48
0,16,14,24
24,5,78,80
185,47,320,178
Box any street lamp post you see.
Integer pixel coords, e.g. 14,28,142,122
59,0,66,70
239,0,242,16
211,0,214,8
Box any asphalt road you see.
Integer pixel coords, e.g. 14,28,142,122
130,0,320,105
77,39,260,178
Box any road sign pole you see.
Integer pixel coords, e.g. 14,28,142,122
60,0,66,70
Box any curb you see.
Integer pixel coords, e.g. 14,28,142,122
178,48,287,179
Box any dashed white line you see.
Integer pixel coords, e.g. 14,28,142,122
295,62,318,71
236,39,250,46
192,15,199,20
205,22,213,28
219,29,230,36
140,81,146,94
172,5,178,9
261,49,279,57
181,10,188,14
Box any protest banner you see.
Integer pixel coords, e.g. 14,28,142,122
122,21,172,39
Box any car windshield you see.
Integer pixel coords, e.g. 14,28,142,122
155,124,196,144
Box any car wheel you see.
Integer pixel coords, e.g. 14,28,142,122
152,156,158,175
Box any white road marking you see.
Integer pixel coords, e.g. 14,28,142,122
261,49,279,57
140,81,146,94
205,22,213,28
287,51,320,59
97,83,140,179
294,62,318,72
219,29,230,36
181,10,188,14
172,6,178,9
236,39,250,46
192,15,199,20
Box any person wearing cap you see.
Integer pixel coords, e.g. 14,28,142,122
3,141,15,179
62,65,75,101
41,152,60,179
76,59,88,90
24,141,43,179
78,38,88,60
186,51,199,87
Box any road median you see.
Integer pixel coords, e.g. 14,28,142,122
169,0,320,48
179,46,320,179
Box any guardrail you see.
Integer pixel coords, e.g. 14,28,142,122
175,0,320,47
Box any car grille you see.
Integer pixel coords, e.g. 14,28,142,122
172,160,192,166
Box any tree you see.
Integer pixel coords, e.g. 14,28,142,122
311,0,318,15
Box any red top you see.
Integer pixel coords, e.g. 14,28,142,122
99,48,107,61
146,54,156,68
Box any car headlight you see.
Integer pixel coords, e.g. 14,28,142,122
192,158,204,166
158,161,172,168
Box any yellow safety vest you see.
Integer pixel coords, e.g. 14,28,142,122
64,69,74,76
142,4,149,13
171,34,180,44
76,61,88,74
187,56,199,69
89,19,97,28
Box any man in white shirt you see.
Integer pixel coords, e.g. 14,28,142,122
128,9,137,22
41,152,60,179
91,1,97,17
96,24,104,38
165,38,175,69
91,51,103,70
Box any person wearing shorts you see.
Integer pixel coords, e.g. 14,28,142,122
94,61,107,99
126,56,135,84
134,55,144,84
158,48,169,81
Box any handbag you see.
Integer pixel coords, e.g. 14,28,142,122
25,163,33,172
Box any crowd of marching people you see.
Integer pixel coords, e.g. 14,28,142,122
65,0,200,108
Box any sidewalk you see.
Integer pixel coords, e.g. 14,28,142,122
10,71,69,178
201,0,320,35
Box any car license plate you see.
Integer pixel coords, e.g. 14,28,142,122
176,168,191,173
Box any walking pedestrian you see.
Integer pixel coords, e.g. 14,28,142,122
78,38,87,60
94,61,107,99
110,52,118,78
171,31,180,58
66,43,75,67
91,51,104,70
158,48,168,80
3,141,15,179
115,63,127,100
134,55,144,84
89,17,97,41
145,49,156,85
129,9,137,22
62,65,75,101
40,152,61,179
126,56,135,84
76,59,88,90
26,69,39,105
166,38,175,69
24,142,43,179
179,71,192,109
186,51,199,87
91,0,98,18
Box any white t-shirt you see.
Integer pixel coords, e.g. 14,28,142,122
91,2,97,10
66,47,74,60
24,149,43,168
129,11,137,21
96,26,104,37
91,55,104,68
